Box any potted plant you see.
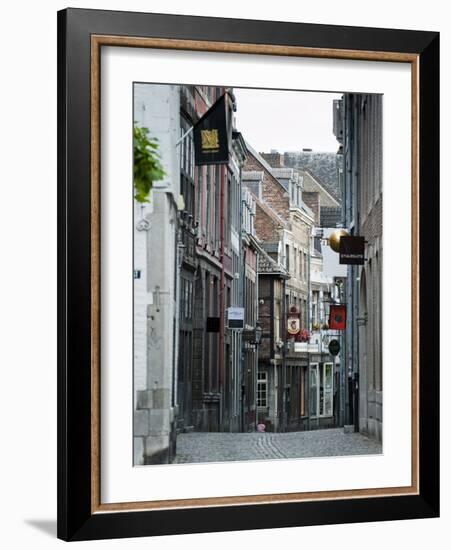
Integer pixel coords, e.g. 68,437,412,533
298,329,311,343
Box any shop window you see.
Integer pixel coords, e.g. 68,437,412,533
309,362,334,417
257,371,268,408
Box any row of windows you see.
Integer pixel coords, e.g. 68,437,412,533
180,277,193,321
245,276,256,327
204,165,222,249
310,363,334,417
290,182,302,207
180,93,237,255
182,159,241,255
311,290,332,327
285,243,308,281
180,116,195,228
360,95,383,217
225,172,241,251
180,117,195,179
257,364,333,418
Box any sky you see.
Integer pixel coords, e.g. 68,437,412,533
233,88,342,154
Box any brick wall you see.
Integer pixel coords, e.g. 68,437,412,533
258,277,273,360
244,153,290,222
254,202,280,242
302,191,320,224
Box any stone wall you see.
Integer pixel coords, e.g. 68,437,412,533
133,83,180,464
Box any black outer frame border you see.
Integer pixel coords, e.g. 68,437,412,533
57,8,439,542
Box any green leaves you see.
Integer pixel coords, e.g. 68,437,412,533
133,124,165,203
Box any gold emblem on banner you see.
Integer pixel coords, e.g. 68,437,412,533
201,129,219,150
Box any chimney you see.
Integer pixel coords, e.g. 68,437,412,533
260,151,284,168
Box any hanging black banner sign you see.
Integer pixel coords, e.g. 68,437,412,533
194,94,230,166
206,317,220,333
339,236,365,265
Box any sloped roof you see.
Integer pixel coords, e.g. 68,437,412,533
245,141,276,174
244,141,289,196
283,151,342,202
320,206,343,228
301,170,341,207
258,247,289,277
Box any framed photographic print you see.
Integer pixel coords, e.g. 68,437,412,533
57,8,439,541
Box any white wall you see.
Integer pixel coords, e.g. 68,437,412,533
322,228,348,279
0,1,448,549
133,84,180,392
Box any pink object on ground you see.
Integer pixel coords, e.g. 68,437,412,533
257,423,266,433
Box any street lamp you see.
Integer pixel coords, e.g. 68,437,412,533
254,322,263,346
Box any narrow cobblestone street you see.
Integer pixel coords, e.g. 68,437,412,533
174,428,382,464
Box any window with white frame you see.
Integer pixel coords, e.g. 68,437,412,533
257,371,268,408
309,362,334,417
312,291,318,325
285,244,290,271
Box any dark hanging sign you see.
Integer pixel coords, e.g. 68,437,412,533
206,317,220,333
329,305,347,330
194,94,230,166
339,236,365,265
328,339,341,356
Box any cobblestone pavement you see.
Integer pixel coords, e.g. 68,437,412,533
174,428,381,464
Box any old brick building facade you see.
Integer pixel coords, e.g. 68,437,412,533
255,249,289,432
243,144,341,433
178,86,247,433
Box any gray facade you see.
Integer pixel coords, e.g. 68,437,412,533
335,93,383,442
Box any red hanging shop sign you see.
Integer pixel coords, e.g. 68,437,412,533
329,304,347,330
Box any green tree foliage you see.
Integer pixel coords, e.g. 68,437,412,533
133,124,165,203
